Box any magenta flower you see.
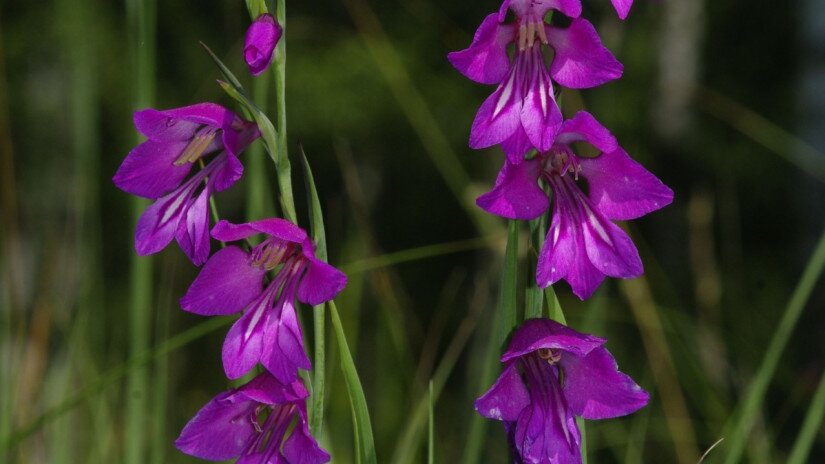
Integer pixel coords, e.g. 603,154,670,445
176,371,330,464
244,13,282,76
475,318,649,464
448,5,622,163
477,111,673,299
113,103,259,265
181,218,347,383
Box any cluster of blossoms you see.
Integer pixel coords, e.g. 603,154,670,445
114,12,337,464
450,0,672,461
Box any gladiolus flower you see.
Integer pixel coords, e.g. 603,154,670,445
180,218,347,383
448,8,621,162
176,371,329,464
113,103,259,265
475,318,649,464
477,111,673,299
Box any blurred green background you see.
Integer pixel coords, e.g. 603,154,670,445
1,0,824,462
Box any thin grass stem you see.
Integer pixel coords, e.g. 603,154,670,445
722,226,825,464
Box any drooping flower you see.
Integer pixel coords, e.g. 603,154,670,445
448,6,622,163
477,111,673,299
113,103,259,265
176,371,330,464
180,218,347,383
244,13,282,76
475,318,649,464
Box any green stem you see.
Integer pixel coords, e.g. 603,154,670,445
271,0,296,222
125,0,155,462
247,73,273,222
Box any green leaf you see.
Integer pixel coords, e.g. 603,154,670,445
330,301,377,464
199,42,244,91
498,220,519,342
299,147,327,436
300,147,327,261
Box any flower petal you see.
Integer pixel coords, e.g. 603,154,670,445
134,181,199,257
501,126,535,164
536,179,607,299
546,18,622,89
245,13,282,76
579,148,674,221
211,218,308,244
469,63,524,150
520,47,563,153
175,390,257,461
475,362,530,421
112,140,192,199
514,364,581,464
579,196,643,280
502,319,605,362
180,246,266,316
476,158,548,220
501,0,582,20
209,152,244,193
283,404,332,464
611,0,633,20
262,298,311,384
448,14,514,85
297,258,347,306
241,375,308,407
175,185,212,266
556,111,618,154
135,103,236,139
222,293,273,379
561,346,649,419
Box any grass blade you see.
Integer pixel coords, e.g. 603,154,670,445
462,220,519,463
1,316,231,452
329,301,377,464
786,371,825,464
299,147,328,436
722,227,825,463
428,380,434,464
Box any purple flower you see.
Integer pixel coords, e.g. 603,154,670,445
244,13,282,76
113,103,259,265
448,6,622,162
475,318,649,464
477,111,673,299
176,371,330,464
181,218,347,383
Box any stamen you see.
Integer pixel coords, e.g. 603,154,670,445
537,348,562,364
537,21,549,44
526,21,536,49
173,129,219,166
518,24,528,51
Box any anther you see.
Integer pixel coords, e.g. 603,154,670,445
537,348,562,364
174,129,219,166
